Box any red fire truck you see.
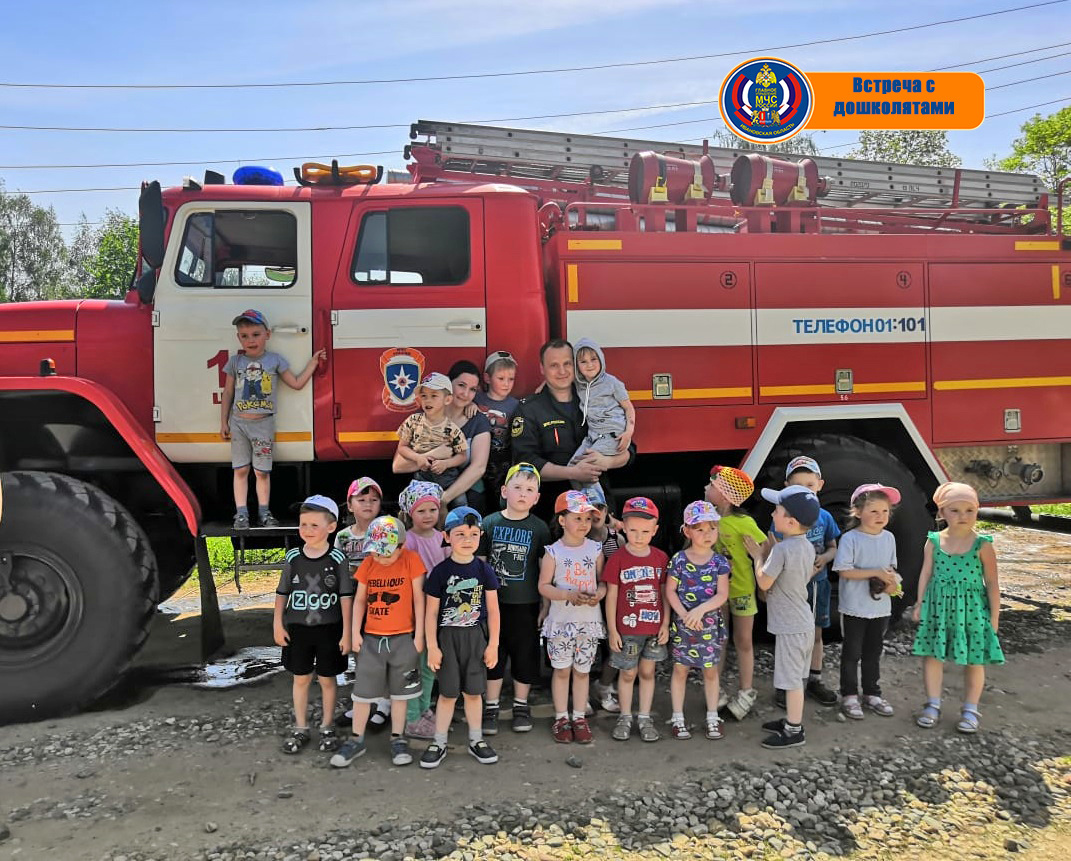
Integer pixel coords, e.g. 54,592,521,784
0,120,1067,722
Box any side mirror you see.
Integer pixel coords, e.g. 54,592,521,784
138,181,165,270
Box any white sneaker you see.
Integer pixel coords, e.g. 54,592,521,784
727,688,757,721
596,684,620,714
717,688,730,710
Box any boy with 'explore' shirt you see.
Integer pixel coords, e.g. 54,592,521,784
479,462,550,734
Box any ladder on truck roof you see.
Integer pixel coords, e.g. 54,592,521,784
407,119,1046,211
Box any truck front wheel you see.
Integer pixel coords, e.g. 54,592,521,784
0,471,159,724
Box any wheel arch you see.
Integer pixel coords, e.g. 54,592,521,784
741,405,947,494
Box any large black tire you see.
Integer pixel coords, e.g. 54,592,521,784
0,471,159,724
759,434,933,618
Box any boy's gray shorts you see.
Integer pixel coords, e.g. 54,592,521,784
229,414,274,472
352,633,422,702
773,632,814,691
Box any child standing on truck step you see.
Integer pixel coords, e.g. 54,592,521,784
420,506,501,768
832,484,903,721
604,496,669,743
567,338,635,499
394,372,469,508
476,351,521,506
221,309,325,530
331,516,426,769
539,490,606,744
333,477,390,730
705,466,766,720
397,480,449,740
912,482,1004,734
769,457,840,710
480,462,550,735
744,485,821,749
273,495,353,755
666,500,730,741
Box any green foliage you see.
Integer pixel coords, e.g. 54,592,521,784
996,106,1071,192
847,131,961,167
67,210,139,299
710,129,820,155
0,182,69,302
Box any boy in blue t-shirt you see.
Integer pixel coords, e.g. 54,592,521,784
421,507,501,769
768,456,840,707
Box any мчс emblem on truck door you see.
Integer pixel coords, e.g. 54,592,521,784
379,347,426,411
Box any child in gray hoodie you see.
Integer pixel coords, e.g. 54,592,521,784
568,338,635,495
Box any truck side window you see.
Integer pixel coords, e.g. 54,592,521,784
174,210,297,288
351,207,469,286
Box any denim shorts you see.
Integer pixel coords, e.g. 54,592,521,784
808,576,832,628
608,634,668,671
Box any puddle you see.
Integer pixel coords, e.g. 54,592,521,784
135,646,284,689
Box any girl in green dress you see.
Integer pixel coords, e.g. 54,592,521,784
911,482,1004,733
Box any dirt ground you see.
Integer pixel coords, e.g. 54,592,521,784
1,526,1070,861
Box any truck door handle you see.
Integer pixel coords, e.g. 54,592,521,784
272,325,308,334
445,321,483,332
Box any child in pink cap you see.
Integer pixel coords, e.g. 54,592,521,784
912,482,1004,733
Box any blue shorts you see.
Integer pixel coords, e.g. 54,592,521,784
808,576,831,629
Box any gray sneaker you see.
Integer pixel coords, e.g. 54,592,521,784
390,737,413,766
329,737,366,768
511,702,533,733
233,512,250,530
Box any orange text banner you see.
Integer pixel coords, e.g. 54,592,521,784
807,72,984,130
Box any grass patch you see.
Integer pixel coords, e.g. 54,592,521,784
1027,503,1071,516
186,537,289,583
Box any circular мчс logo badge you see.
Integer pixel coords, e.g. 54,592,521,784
719,57,814,145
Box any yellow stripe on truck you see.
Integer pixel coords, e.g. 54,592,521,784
627,387,753,401
156,431,312,443
934,375,1071,391
566,239,622,251
337,431,399,442
0,329,75,342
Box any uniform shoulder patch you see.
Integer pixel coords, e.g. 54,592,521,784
510,415,525,438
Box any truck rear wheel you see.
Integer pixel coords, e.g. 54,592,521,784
0,471,158,723
761,434,933,618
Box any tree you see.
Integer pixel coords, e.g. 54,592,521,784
709,129,820,156
65,209,139,299
0,184,68,303
996,105,1071,192
847,131,961,167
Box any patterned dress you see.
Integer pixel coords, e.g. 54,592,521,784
668,551,730,668
912,532,1005,666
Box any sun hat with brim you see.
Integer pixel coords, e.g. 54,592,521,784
398,480,442,514
683,500,720,526
932,481,978,509
850,483,902,506
709,466,755,507
760,485,821,528
347,477,383,500
364,516,406,555
300,494,339,520
231,309,268,328
555,490,596,514
418,372,453,392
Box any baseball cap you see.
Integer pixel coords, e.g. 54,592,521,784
300,494,339,520
760,485,821,527
555,490,596,514
850,483,902,506
365,515,406,556
683,500,721,526
418,372,453,392
504,462,541,486
708,465,755,507
231,309,268,327
398,480,442,514
444,505,483,532
347,477,383,499
785,455,822,478
583,485,608,508
622,496,659,520
484,350,516,372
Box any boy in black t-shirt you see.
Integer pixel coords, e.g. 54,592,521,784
421,507,501,769
274,495,354,755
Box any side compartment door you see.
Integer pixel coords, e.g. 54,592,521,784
153,202,315,464
331,199,486,458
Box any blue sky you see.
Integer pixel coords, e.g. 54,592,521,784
1,0,1068,232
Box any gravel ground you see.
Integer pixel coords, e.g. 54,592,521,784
1,525,1069,861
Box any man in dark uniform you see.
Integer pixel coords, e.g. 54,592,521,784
511,339,632,518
